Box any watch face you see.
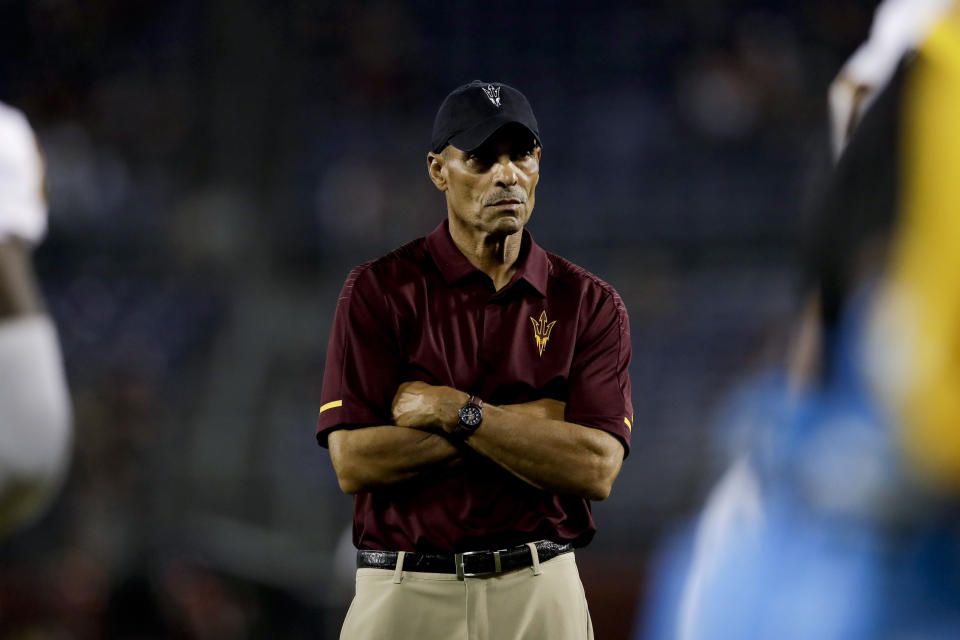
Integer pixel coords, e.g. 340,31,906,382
458,403,483,427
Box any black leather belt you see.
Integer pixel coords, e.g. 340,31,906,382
357,540,573,579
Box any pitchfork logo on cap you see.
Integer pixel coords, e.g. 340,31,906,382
482,84,501,108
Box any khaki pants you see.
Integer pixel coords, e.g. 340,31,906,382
340,550,594,640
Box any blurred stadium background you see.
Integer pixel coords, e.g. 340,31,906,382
0,1,881,638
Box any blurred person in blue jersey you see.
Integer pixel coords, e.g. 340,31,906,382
640,1,960,639
0,101,71,537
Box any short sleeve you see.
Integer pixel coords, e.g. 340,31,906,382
316,264,403,447
0,102,47,245
564,289,633,455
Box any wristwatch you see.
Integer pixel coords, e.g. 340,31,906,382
454,395,483,439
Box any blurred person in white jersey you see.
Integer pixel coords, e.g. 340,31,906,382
0,100,71,537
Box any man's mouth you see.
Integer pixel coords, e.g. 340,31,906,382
488,198,523,206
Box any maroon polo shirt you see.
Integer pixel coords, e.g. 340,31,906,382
317,220,632,552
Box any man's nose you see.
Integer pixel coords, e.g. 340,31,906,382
494,158,519,187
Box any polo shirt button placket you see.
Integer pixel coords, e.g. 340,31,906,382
479,297,501,377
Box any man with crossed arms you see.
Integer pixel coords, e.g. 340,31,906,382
317,80,632,639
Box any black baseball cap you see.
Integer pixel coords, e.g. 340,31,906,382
430,80,541,153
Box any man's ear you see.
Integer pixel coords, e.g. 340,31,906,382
427,151,447,191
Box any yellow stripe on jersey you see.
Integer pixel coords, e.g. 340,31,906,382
882,5,960,489
319,400,343,414
624,416,632,431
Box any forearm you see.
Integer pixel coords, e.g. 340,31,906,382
465,404,624,500
328,425,461,494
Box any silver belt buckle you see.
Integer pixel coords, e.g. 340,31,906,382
455,549,505,580
455,550,482,580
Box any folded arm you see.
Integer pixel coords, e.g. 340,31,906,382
392,382,625,500
327,426,460,494
327,397,574,494
461,402,624,500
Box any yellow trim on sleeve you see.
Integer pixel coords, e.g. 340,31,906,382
624,416,632,431
319,400,343,414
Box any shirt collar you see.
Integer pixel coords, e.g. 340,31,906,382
425,219,549,297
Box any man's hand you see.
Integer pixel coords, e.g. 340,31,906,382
391,382,468,432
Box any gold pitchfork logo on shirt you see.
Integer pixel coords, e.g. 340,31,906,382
529,311,557,357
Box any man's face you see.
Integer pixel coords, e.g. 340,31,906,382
428,128,541,237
